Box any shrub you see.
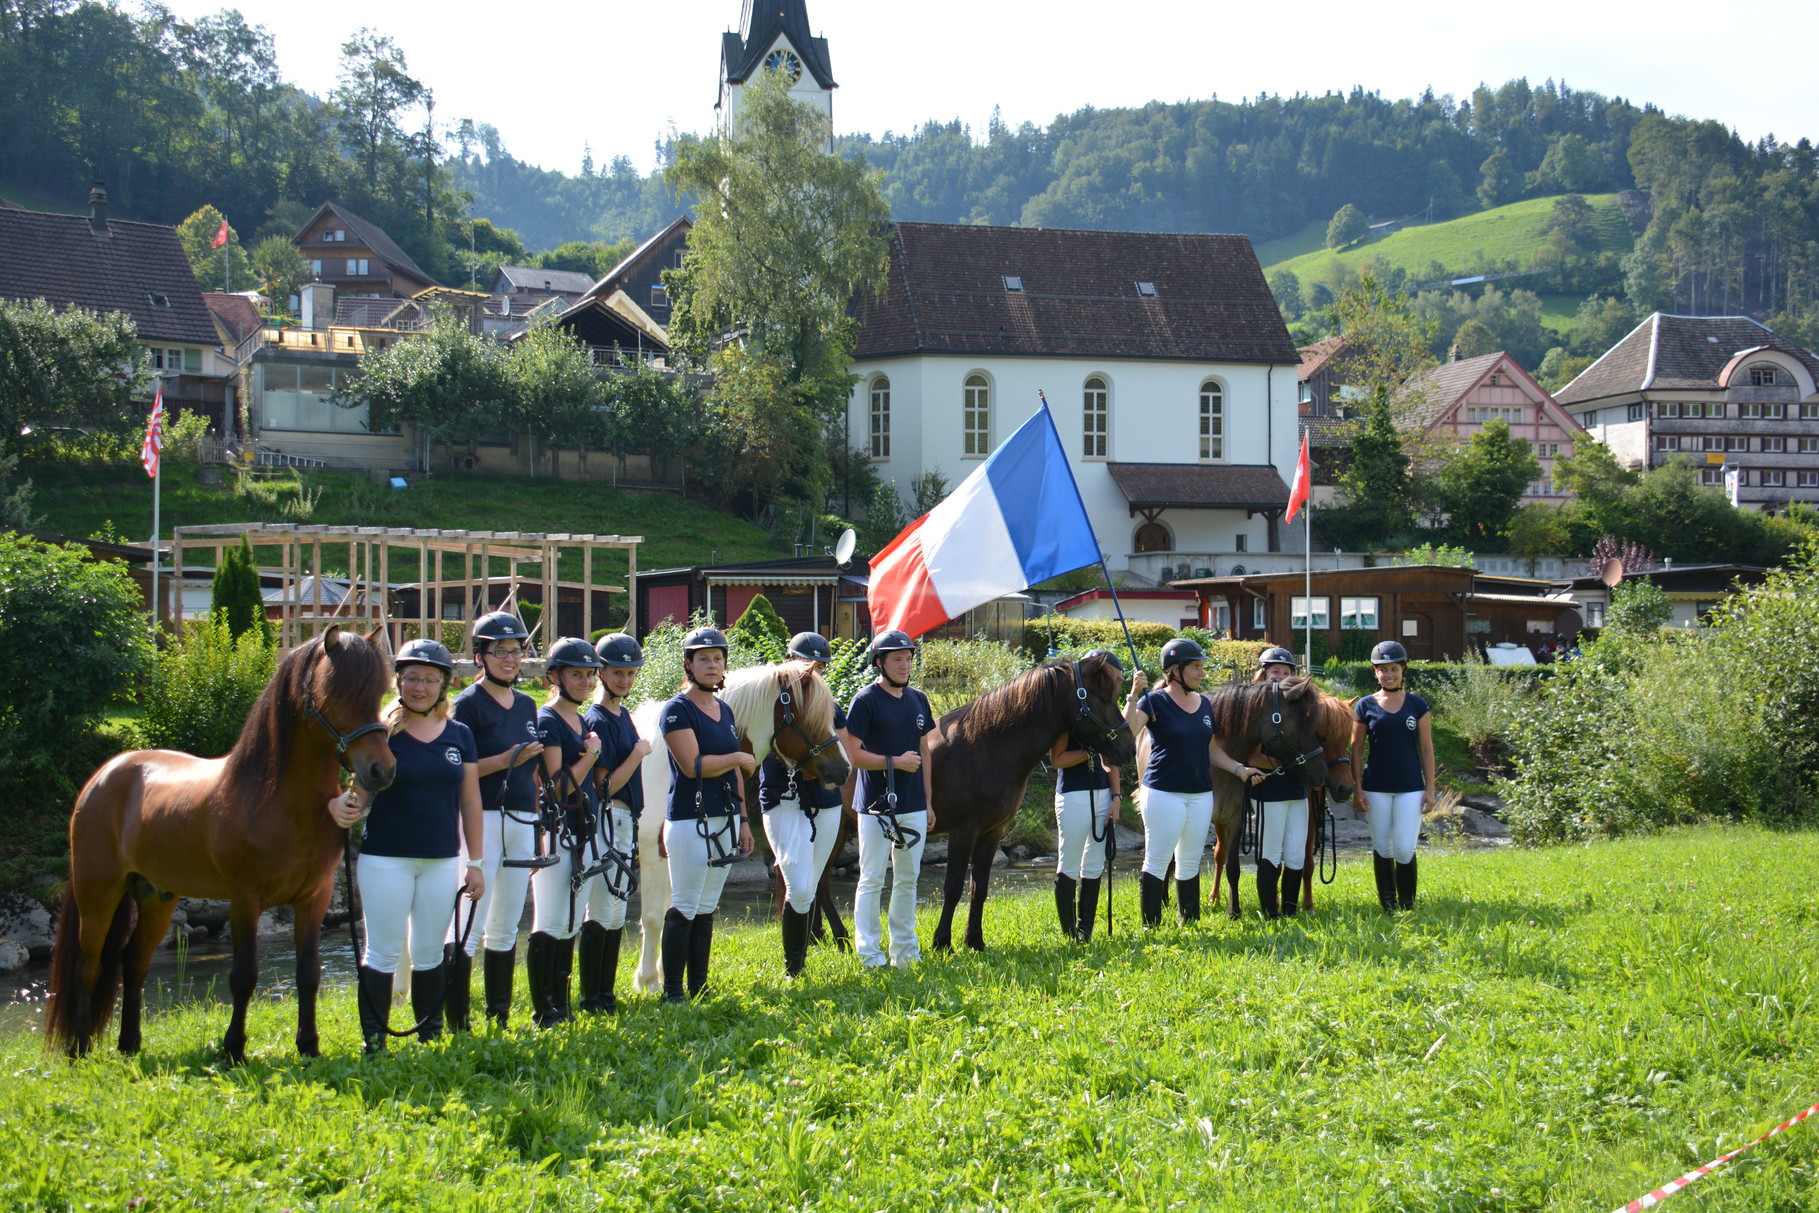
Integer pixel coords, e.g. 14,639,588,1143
1020,615,1176,665
138,615,277,757
917,639,1029,716
729,593,790,651
209,535,271,643
625,610,776,709
1430,651,1531,769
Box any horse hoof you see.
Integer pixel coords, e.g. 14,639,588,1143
296,1037,320,1058
965,938,986,952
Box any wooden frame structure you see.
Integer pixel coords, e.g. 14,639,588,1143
170,522,641,654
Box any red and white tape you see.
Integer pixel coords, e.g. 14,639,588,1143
1614,1098,1819,1212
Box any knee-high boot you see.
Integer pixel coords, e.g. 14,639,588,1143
481,947,514,1027
1256,859,1281,919
410,964,447,1043
357,965,392,1055
599,927,622,1013
1075,878,1102,942
577,921,610,1014
1139,872,1166,928
1053,873,1078,939
443,944,472,1033
660,908,690,1004
1280,865,1303,917
781,906,810,978
527,932,573,1028
1373,852,1397,913
1395,856,1418,911
1176,875,1201,923
687,912,715,998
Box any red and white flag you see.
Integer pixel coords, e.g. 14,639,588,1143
211,219,229,249
140,386,164,479
1285,429,1311,524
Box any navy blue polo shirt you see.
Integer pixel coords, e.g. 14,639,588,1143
847,682,934,815
661,693,744,819
452,683,540,814
759,703,847,811
1056,727,1112,794
1255,763,1305,802
537,705,601,810
1354,693,1430,793
1138,688,1214,794
584,700,645,819
361,720,476,860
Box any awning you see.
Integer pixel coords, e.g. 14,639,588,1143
1108,462,1291,512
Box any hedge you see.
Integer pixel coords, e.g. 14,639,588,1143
1320,659,1559,693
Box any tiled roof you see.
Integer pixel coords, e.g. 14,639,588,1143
1296,335,1347,379
0,206,217,345
296,202,437,288
493,265,595,295
1558,313,1819,405
1395,350,1506,426
1107,462,1291,510
203,292,263,344
721,1,836,90
853,223,1296,364
1302,412,1357,449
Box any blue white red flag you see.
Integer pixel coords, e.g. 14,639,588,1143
867,403,1101,638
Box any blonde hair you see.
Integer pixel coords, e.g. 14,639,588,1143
386,668,453,735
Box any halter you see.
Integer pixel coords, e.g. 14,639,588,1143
1064,661,1131,752
693,755,747,867
865,755,922,851
775,684,841,767
301,699,389,772
1257,680,1325,772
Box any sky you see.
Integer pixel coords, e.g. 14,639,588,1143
150,0,1819,175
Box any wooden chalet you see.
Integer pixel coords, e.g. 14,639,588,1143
293,202,440,301
636,555,869,642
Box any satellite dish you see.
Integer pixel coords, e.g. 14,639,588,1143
1599,557,1624,588
833,528,856,568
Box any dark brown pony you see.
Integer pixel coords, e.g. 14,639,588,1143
1210,685,1356,917
46,626,394,1062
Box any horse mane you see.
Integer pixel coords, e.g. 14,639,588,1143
219,631,389,807
1317,692,1355,755
778,659,834,738
719,663,782,726
1204,676,1320,739
948,661,1068,736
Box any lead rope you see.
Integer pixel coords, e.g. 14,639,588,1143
874,755,921,851
1315,787,1338,885
1082,745,1113,938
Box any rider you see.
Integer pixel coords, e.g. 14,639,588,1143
328,638,484,1053
1123,636,1262,927
578,632,653,1014
449,611,544,1029
526,637,606,1027
1351,640,1436,912
840,630,935,969
658,626,756,1004
1249,646,1311,918
758,631,850,978
1049,648,1124,942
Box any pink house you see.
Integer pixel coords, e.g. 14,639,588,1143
1401,350,1586,504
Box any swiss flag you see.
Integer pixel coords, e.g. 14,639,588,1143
1285,429,1311,524
211,219,229,249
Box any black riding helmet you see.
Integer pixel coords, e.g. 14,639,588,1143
470,610,529,654
869,629,917,665
1258,646,1296,668
395,637,454,673
682,625,730,655
545,636,604,672
595,632,645,668
1081,647,1123,672
787,631,834,664
1159,636,1206,671
1370,640,1409,666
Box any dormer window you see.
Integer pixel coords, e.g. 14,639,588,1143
1002,276,1023,292
1750,366,1778,386
147,292,171,308
1136,281,1157,297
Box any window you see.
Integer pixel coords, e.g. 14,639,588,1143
1290,597,1330,630
1802,403,1819,420
672,250,686,269
1762,470,1786,487
1082,376,1108,458
1750,366,1778,386
1657,402,1680,418
1339,596,1379,629
1134,522,1170,552
1466,405,1525,424
166,347,183,371
1800,437,1819,453
650,284,668,308
1586,600,1606,628
1199,380,1225,460
1536,442,1562,459
1527,478,1556,496
1699,435,1746,452
1252,599,1267,630
963,373,990,456
1799,471,1819,488
1699,467,1725,486
1762,436,1787,453
1234,534,1248,553
184,348,201,373
310,259,323,275
1627,403,1646,422
1001,276,1023,292
868,376,891,459
1741,402,1786,419
1136,281,1157,297
344,258,369,276
1655,435,1680,451
1298,380,1313,404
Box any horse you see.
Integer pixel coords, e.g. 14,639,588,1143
629,660,847,993
45,626,395,1063
1209,684,1355,918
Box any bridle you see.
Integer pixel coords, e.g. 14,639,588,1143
1256,680,1326,773
302,699,389,772
775,678,841,770
1064,660,1130,752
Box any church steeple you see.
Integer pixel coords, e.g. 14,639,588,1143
717,0,836,131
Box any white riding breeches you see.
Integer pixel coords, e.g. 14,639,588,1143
1054,787,1111,880
854,809,926,967
1364,789,1424,864
359,853,461,975
764,798,840,915
664,814,739,919
1258,798,1310,870
530,803,635,937
447,808,535,955
1139,787,1214,879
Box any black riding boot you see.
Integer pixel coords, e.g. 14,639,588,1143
600,927,622,1013
527,932,573,1028
443,944,472,1033
1139,872,1166,928
687,912,715,998
781,905,810,978
357,965,392,1055
1075,877,1102,942
410,964,447,1043
660,908,690,1004
1373,852,1397,913
1176,875,1202,923
1280,865,1303,917
482,947,514,1027
1054,873,1078,940
1396,856,1418,911
577,922,611,1014
1256,859,1281,919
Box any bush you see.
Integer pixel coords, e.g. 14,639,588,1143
729,593,790,651
917,639,1029,716
1429,651,1532,769
138,615,277,757
209,534,271,644
625,610,778,709
1021,615,1176,665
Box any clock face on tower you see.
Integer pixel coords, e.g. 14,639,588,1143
764,48,803,84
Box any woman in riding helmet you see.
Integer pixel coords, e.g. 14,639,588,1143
525,637,607,1027
658,626,756,1004
447,612,544,1029
1123,636,1262,927
578,632,652,1014
759,631,849,977
1350,640,1436,912
328,638,484,1053
1049,648,1124,942
1248,646,1312,918
840,629,936,969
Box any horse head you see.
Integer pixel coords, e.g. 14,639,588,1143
771,661,851,792
1070,651,1137,766
304,625,395,792
1255,677,1329,791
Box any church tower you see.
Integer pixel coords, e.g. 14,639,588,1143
716,0,836,135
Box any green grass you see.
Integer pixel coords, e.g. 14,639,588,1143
5,824,1817,1210
1249,219,1330,271
0,179,83,214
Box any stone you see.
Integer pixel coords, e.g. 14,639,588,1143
1462,792,1507,815
0,940,28,973
0,893,55,959
990,848,1009,868
1331,819,1372,845
1112,825,1145,852
1327,796,1361,821
176,898,230,937
921,839,948,865
721,857,773,888
1461,807,1509,838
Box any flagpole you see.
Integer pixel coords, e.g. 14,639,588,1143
151,442,162,635
1304,431,1312,673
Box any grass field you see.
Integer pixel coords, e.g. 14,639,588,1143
3,824,1815,1210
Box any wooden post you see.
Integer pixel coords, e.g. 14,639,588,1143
583,542,594,642
625,538,637,635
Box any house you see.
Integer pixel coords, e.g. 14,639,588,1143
1053,587,1200,629
847,222,1302,587
483,266,596,336
1398,349,1585,503
292,202,440,302
636,554,870,642
717,0,836,134
1557,313,1819,509
0,187,231,427
1170,564,1579,660
1296,335,1353,417
1551,561,1768,630
557,216,691,335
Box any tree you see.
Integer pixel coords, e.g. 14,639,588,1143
1477,149,1517,209
1325,203,1369,251
249,235,309,308
1604,578,1671,636
1507,504,1570,575
860,478,908,556
1269,269,1304,320
508,320,608,475
728,593,789,651
693,344,829,516
1554,437,1639,551
331,30,426,202
0,440,37,531
1531,136,1609,193
1616,456,1772,565
209,534,271,644
1435,419,1541,546
0,297,149,437
605,359,696,478
176,205,251,293
1534,346,1594,391
333,304,509,468
1452,317,1500,359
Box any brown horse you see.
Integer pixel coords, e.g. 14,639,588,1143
1210,686,1357,918
46,626,395,1062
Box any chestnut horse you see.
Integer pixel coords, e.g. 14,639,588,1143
1210,687,1357,918
629,661,848,993
46,626,395,1062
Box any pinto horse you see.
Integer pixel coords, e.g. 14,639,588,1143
46,626,395,1062
629,660,848,993
1210,685,1356,918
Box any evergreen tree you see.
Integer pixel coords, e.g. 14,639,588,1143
209,535,271,644
729,593,790,651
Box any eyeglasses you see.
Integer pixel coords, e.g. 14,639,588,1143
485,648,526,660
398,675,444,689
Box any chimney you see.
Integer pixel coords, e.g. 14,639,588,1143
87,183,109,236
1448,344,1463,362
300,281,335,332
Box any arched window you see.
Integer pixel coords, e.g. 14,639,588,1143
964,373,991,455
1134,522,1171,552
868,376,891,459
1199,380,1225,460
1083,375,1109,458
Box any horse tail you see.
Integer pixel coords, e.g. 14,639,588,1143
44,886,133,1055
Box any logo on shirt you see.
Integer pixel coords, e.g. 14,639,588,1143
917,714,926,730
1405,715,1417,731
524,720,538,737
444,747,463,765
1202,715,1212,728
666,713,678,725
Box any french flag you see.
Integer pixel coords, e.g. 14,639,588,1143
868,402,1102,638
